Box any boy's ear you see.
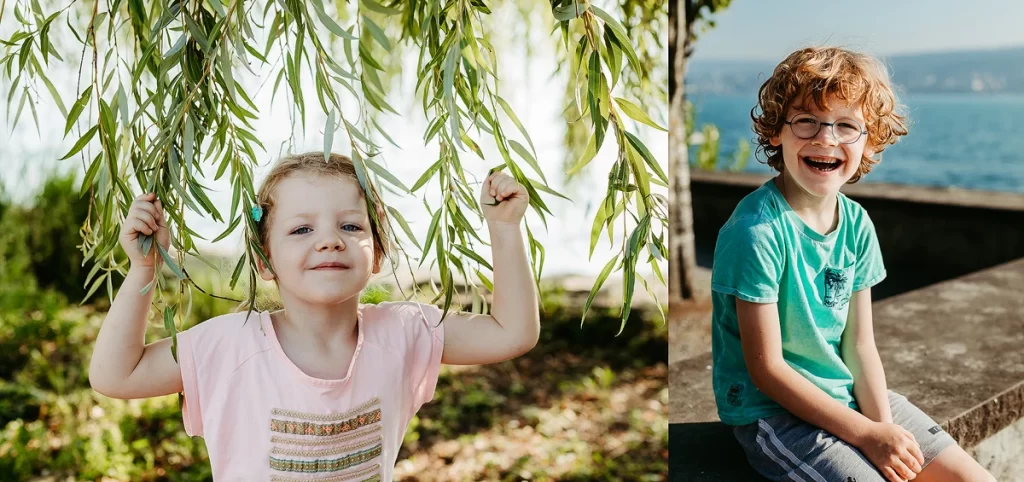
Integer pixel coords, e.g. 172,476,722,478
770,133,782,147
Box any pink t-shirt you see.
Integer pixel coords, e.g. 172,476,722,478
176,301,445,481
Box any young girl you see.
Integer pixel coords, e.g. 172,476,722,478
88,152,540,480
710,47,995,482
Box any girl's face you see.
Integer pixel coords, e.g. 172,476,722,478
771,96,875,199
259,172,380,306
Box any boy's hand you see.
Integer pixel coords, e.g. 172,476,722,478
119,193,171,269
857,422,924,482
480,171,528,225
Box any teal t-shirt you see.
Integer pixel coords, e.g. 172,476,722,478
710,179,886,426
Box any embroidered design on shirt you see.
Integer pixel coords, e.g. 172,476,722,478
269,444,382,473
726,383,744,407
269,398,383,476
269,463,382,481
272,425,382,448
270,409,381,436
823,267,850,309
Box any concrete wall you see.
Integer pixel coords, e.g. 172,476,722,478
690,170,1024,300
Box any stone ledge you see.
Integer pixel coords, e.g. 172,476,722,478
690,169,1024,212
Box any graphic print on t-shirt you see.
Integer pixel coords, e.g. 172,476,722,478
822,267,851,309
267,397,383,481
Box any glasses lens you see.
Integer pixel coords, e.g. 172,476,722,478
834,119,863,143
790,115,820,139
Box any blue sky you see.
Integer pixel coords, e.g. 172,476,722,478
690,0,1024,60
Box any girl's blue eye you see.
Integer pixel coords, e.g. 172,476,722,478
292,226,311,235
342,224,362,232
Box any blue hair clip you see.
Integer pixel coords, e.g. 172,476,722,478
251,205,263,223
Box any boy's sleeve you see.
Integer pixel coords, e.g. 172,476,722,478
853,212,886,292
710,217,785,304
394,302,445,417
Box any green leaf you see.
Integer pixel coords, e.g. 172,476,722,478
582,254,618,326
615,97,666,131
496,96,536,157
475,270,494,292
566,131,597,175
411,159,441,192
386,206,421,250
116,85,129,126
81,273,107,305
552,0,590,21
64,86,92,135
229,254,246,290
183,116,195,165
443,43,461,145
157,243,185,279
526,177,572,203
208,0,226,17
364,157,410,193
508,140,546,183
421,208,442,266
38,72,67,117
360,0,399,15
325,109,336,162
141,234,154,257
344,119,379,149
59,125,99,160
453,244,493,271
166,33,187,58
183,14,209,52
598,8,643,76
163,306,176,333
361,15,391,51
625,131,668,184
213,215,241,242
312,0,358,40
589,198,608,258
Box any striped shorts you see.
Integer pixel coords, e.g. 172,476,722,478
732,391,957,481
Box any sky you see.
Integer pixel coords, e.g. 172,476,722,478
690,0,1024,60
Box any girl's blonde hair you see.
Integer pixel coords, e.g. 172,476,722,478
751,46,909,183
236,152,391,312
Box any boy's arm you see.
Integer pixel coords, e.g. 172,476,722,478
439,220,540,365
840,288,892,423
736,298,876,446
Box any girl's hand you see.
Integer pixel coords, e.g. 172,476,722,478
480,171,529,225
119,193,171,269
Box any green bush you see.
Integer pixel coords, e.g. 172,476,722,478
0,170,92,308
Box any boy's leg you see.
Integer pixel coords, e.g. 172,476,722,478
914,446,996,482
733,412,886,482
888,391,995,482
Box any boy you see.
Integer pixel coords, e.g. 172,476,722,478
710,47,995,482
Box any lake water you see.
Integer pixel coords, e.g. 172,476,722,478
689,93,1024,193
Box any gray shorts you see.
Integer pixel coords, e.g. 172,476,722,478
733,390,957,481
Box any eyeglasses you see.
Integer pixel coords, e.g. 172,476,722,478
784,114,867,144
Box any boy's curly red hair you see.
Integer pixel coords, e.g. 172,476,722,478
751,47,908,183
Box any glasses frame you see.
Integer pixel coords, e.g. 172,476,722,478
783,114,868,144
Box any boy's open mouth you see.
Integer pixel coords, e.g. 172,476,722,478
802,156,844,173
